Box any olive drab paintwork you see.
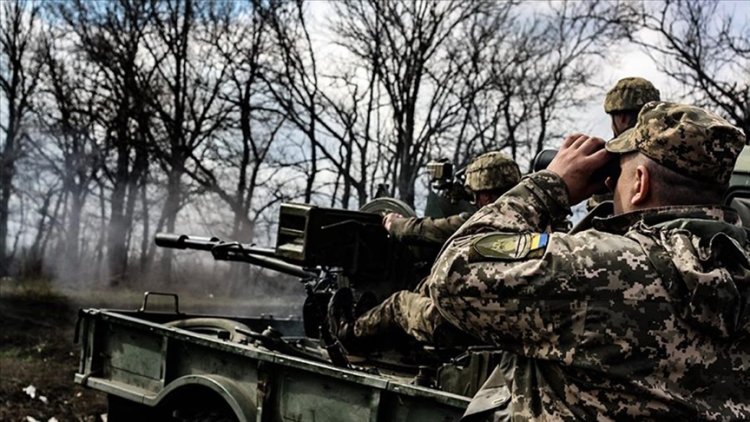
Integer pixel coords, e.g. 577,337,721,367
428,170,750,420
74,308,470,422
603,77,661,114
76,98,750,421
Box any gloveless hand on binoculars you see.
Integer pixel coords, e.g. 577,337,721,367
547,134,614,205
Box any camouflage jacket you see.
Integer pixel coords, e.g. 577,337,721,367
389,212,471,246
428,171,750,421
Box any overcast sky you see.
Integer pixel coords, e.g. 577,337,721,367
299,0,748,219
304,0,749,147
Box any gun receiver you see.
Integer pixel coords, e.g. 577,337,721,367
275,203,390,279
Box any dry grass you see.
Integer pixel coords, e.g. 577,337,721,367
0,277,304,421
0,281,107,421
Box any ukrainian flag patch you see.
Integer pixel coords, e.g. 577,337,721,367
530,233,549,250
470,232,549,261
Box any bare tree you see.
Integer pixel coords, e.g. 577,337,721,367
449,1,633,170
57,0,154,284
628,0,748,134
177,0,286,241
427,4,518,167
11,169,61,278
525,1,631,162
263,0,322,204
332,0,503,206
27,34,103,280
144,0,234,278
267,0,625,208
264,1,388,209
0,0,41,275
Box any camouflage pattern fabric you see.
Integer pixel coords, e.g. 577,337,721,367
607,101,747,185
603,77,660,113
389,212,470,246
464,151,521,193
353,290,444,343
389,152,521,246
357,176,567,348
351,281,479,349
426,171,750,420
585,192,612,212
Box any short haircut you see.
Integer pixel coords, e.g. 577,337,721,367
642,155,726,205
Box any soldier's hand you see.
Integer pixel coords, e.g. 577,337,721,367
383,212,403,232
547,134,612,205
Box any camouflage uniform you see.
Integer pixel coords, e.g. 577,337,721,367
346,153,521,347
589,77,661,210
427,102,749,420
603,77,661,114
353,289,446,344
389,152,521,246
463,151,522,193
388,212,473,246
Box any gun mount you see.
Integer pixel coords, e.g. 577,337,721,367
155,202,418,340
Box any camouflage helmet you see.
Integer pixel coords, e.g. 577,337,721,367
604,77,660,113
464,151,521,192
606,101,746,185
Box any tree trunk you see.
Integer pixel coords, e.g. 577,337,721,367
159,160,183,281
139,179,150,274
107,141,130,286
0,118,15,276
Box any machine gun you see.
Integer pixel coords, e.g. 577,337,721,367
155,202,418,339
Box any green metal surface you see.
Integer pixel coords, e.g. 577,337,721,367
75,309,470,421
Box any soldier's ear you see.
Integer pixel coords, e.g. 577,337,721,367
630,164,650,206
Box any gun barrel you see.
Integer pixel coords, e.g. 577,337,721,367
154,233,315,279
155,233,217,250
238,253,315,279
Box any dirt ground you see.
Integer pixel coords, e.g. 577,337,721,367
0,284,107,422
0,279,303,422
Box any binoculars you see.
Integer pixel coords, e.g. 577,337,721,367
531,148,621,187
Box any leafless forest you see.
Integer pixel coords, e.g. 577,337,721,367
1,0,747,290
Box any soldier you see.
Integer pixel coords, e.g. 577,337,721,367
334,101,750,419
604,76,660,137
328,152,521,352
383,151,521,247
588,77,661,210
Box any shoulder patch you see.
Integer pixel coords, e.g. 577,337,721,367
470,232,549,261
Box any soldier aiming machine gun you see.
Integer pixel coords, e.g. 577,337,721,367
155,202,418,341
